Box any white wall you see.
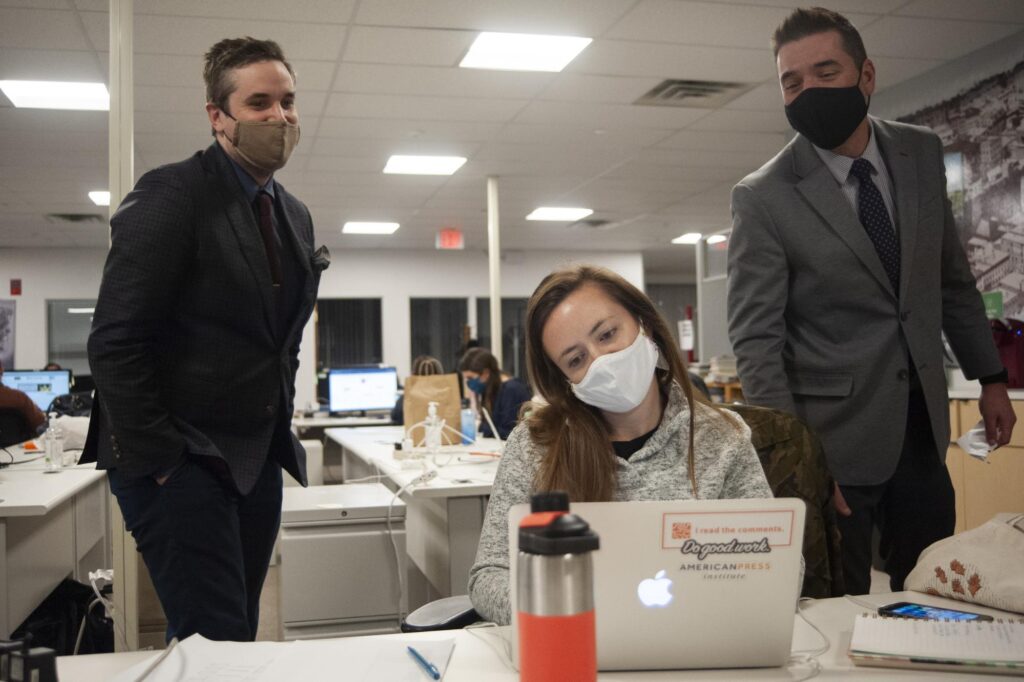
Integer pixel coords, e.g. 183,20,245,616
0,246,643,408
0,248,106,370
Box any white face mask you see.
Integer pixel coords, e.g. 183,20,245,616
570,325,659,413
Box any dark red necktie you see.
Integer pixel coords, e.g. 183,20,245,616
256,191,282,286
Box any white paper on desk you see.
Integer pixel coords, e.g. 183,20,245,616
109,634,455,682
956,420,995,462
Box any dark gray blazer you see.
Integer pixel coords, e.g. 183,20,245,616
83,143,326,494
727,118,1000,486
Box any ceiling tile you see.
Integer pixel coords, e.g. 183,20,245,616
312,117,503,143
859,16,1022,60
332,63,554,100
537,73,663,104
122,15,348,62
343,26,474,66
570,39,778,83
514,100,708,130
0,8,93,50
895,0,1024,23
323,92,526,123
656,129,789,153
0,48,104,82
128,0,356,23
354,0,636,35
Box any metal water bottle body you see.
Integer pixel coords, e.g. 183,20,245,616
516,492,599,682
517,550,596,682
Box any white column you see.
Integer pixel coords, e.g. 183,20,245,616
486,177,502,367
108,0,138,652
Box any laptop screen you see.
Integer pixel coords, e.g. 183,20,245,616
327,367,398,414
1,369,72,412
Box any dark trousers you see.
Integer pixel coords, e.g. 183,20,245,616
836,389,955,594
108,454,283,642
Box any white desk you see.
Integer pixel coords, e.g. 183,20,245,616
57,591,1021,681
325,426,500,600
291,415,393,442
0,456,109,638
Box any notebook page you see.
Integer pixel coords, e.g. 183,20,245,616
850,614,1024,663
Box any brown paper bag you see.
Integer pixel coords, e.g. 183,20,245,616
403,373,462,445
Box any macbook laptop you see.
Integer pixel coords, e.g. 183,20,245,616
508,498,806,671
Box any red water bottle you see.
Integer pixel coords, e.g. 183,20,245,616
517,491,600,682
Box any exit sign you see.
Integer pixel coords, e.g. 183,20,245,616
436,228,464,250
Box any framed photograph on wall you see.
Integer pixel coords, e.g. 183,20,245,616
0,300,14,369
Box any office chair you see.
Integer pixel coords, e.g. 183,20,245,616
723,403,846,598
0,409,34,449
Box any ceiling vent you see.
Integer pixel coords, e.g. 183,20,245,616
634,79,756,109
45,213,104,223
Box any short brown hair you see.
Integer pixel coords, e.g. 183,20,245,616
203,37,295,114
772,7,867,70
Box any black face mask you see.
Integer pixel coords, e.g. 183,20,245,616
784,76,869,150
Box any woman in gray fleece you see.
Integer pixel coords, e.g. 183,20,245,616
468,265,772,625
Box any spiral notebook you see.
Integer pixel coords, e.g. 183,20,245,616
849,612,1024,676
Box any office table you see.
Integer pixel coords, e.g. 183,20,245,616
325,426,501,600
291,415,392,442
58,591,1020,680
0,456,109,638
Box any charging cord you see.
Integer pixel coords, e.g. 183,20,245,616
386,468,438,628
128,636,179,682
466,622,516,672
80,569,129,653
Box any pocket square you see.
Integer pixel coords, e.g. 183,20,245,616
311,245,331,272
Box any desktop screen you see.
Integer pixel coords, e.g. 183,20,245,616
328,367,398,413
1,369,72,412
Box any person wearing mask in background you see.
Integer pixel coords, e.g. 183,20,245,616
0,360,46,434
391,355,444,424
468,266,771,624
459,347,532,440
727,8,1014,595
84,37,328,642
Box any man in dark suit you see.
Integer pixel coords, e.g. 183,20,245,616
84,37,327,642
727,8,1015,594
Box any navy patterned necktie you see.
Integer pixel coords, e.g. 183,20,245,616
849,158,900,295
256,191,282,287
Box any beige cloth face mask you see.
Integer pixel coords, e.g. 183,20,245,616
225,115,300,172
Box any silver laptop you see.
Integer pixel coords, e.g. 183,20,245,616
508,498,806,671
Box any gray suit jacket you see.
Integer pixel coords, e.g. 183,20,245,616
84,143,327,494
727,117,1000,486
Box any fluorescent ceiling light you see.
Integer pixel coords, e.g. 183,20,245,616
67,307,95,314
342,221,400,235
707,234,728,245
0,80,109,110
526,207,593,222
672,232,702,244
88,191,110,206
383,155,467,176
460,32,592,72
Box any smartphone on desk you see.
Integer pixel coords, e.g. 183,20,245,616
878,601,993,622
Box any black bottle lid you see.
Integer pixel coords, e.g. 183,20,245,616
530,491,569,513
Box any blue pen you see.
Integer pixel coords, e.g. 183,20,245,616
407,645,441,680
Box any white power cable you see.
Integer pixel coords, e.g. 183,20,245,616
386,468,437,628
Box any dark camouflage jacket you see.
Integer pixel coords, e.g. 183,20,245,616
725,403,846,598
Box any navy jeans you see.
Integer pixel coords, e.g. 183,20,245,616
108,454,282,642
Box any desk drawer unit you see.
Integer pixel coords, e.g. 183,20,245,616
279,484,406,640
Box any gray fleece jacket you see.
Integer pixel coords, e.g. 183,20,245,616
467,383,772,624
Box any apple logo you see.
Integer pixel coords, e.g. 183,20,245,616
637,569,673,608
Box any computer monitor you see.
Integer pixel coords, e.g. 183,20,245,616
1,369,72,412
327,366,398,414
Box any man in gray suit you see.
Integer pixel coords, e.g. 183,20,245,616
727,7,1015,594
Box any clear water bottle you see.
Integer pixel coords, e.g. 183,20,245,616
460,399,476,445
43,412,63,473
517,491,600,682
